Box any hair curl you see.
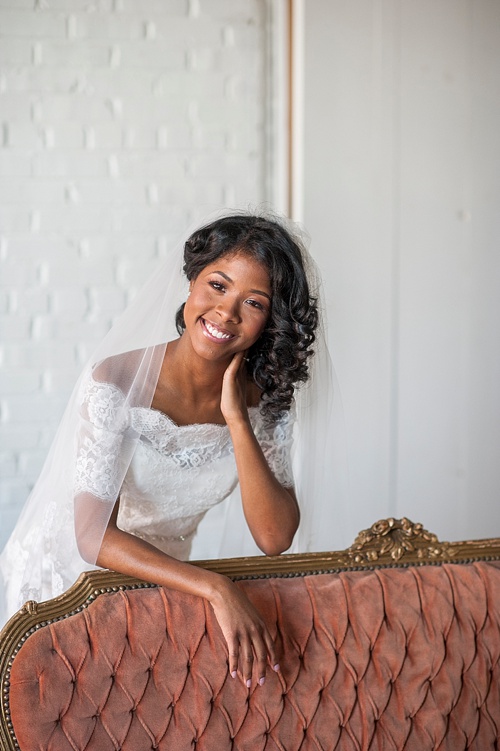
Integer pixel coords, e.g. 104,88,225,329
175,214,319,423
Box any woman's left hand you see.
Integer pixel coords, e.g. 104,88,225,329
220,351,249,426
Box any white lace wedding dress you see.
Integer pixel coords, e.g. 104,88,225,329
0,377,295,623
76,378,295,560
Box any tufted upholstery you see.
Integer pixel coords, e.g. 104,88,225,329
5,560,500,750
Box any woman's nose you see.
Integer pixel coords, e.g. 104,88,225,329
216,296,241,323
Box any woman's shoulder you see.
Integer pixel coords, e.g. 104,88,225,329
82,348,153,418
92,347,143,377
92,348,158,392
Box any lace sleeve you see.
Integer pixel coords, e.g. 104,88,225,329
74,377,130,501
253,404,296,488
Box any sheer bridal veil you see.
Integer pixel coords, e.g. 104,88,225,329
0,210,349,627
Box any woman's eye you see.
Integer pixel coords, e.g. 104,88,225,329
246,299,265,311
209,281,225,292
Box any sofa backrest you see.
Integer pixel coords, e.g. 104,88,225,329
1,517,500,751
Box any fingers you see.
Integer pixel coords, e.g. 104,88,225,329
211,581,279,689
242,634,268,687
227,638,239,680
220,352,249,424
228,627,279,689
224,350,246,379
240,640,255,688
263,629,280,676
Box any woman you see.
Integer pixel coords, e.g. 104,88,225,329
0,212,342,687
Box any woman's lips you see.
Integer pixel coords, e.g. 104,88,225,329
201,318,235,342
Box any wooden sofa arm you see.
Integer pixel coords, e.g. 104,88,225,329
1,518,500,751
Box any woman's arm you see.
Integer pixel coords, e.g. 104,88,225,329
221,352,300,556
93,504,279,688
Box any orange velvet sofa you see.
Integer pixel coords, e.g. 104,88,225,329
1,517,499,751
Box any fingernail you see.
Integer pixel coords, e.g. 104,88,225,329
246,679,251,688
273,663,280,672
259,677,265,686
231,671,237,679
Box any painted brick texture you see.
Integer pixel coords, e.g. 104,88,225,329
0,0,272,547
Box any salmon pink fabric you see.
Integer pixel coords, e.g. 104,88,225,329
8,561,500,750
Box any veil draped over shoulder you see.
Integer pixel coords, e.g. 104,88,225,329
0,210,349,628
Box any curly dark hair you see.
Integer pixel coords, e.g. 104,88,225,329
175,214,319,423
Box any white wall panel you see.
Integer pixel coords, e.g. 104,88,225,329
395,0,471,539
303,0,397,545
465,0,500,537
302,0,500,543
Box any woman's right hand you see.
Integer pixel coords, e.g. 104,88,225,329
209,576,280,688
97,520,279,687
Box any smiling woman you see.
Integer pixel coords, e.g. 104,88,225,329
0,211,338,691
183,254,271,363
176,216,319,423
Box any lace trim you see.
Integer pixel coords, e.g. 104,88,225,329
74,379,130,501
74,377,295,501
84,380,129,432
74,431,126,501
129,407,235,469
255,406,295,487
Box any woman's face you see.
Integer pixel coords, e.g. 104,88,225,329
183,252,272,361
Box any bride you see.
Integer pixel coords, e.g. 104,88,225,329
0,212,340,688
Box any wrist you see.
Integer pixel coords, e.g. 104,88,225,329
225,412,252,434
206,572,234,605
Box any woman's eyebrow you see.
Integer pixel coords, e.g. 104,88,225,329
212,271,271,301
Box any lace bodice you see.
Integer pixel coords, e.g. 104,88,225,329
75,378,295,560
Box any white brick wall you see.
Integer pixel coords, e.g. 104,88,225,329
0,0,276,547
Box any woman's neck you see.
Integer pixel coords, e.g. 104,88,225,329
151,335,230,425
170,335,230,392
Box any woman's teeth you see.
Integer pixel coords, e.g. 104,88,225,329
204,320,232,339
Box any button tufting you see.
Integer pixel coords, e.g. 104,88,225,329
6,560,500,750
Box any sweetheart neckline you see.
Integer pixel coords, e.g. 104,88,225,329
89,374,260,429
133,403,260,430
